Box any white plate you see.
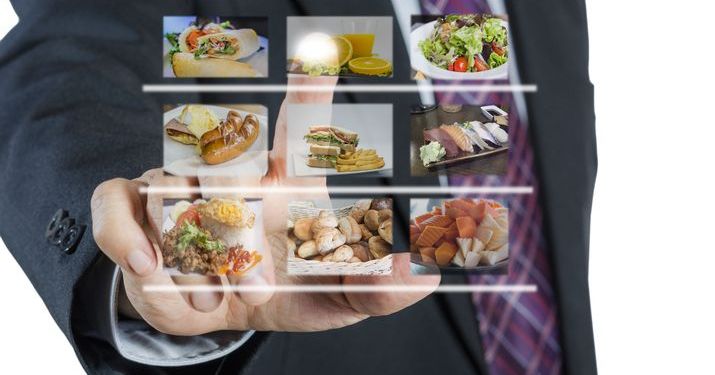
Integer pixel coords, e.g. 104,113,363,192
161,199,265,276
163,105,268,178
291,152,393,177
163,36,269,78
410,20,509,80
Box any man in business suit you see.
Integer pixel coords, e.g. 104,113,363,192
0,0,597,374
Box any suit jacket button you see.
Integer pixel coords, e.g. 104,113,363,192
48,217,75,246
60,224,85,255
45,209,68,240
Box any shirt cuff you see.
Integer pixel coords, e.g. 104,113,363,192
107,262,254,367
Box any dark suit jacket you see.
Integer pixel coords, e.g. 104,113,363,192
0,0,597,374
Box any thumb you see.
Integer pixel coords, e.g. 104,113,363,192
91,178,157,277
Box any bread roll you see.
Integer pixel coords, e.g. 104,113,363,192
293,218,315,241
349,208,366,224
311,211,338,235
315,228,346,255
368,236,391,259
338,216,362,244
378,220,393,245
370,198,392,211
349,242,370,262
364,210,380,231
359,224,372,241
332,245,354,262
297,240,318,259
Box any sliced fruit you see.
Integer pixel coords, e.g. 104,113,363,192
446,206,469,219
415,225,448,247
417,215,454,230
435,242,458,266
456,216,477,238
332,35,353,67
419,246,436,260
348,56,392,76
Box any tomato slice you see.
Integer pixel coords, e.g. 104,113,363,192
473,56,489,72
452,56,468,72
492,42,505,56
176,207,201,227
186,29,204,51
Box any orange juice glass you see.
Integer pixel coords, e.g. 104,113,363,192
342,33,375,57
342,19,377,58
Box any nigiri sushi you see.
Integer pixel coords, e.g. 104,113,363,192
440,124,474,153
483,122,508,144
460,121,495,150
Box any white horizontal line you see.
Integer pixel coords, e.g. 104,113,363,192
140,186,533,195
143,84,537,93
143,284,537,293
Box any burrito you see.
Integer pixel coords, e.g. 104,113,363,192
171,52,258,77
193,29,260,60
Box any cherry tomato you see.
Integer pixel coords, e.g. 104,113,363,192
473,56,489,72
448,61,455,71
452,56,468,72
176,207,201,227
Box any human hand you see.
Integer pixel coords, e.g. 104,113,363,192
90,76,440,335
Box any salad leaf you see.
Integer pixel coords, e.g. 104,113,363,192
482,18,507,47
165,32,180,58
219,20,234,29
448,25,483,68
304,133,341,145
177,222,225,253
488,52,508,68
419,38,449,69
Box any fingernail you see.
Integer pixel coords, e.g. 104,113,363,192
190,291,222,312
127,250,155,276
238,275,273,306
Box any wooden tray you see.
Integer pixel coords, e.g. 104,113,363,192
424,144,508,168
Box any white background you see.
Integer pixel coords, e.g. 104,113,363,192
1,1,715,373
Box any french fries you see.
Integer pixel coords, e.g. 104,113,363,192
335,149,385,172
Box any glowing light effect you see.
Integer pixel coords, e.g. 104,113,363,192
294,32,338,66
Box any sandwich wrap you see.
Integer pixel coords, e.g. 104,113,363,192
171,52,258,77
194,29,260,60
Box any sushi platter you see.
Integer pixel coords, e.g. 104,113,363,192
413,106,510,170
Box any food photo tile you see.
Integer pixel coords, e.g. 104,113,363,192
286,16,393,77
411,103,509,176
410,14,509,80
286,198,394,276
163,16,269,78
286,103,393,178
162,104,268,178
409,197,509,275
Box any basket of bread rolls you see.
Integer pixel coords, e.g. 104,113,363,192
286,198,393,275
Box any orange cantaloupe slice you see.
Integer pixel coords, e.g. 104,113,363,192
435,242,458,266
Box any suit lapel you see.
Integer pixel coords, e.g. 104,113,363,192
506,0,598,373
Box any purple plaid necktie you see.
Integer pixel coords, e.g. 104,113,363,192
419,1,563,374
